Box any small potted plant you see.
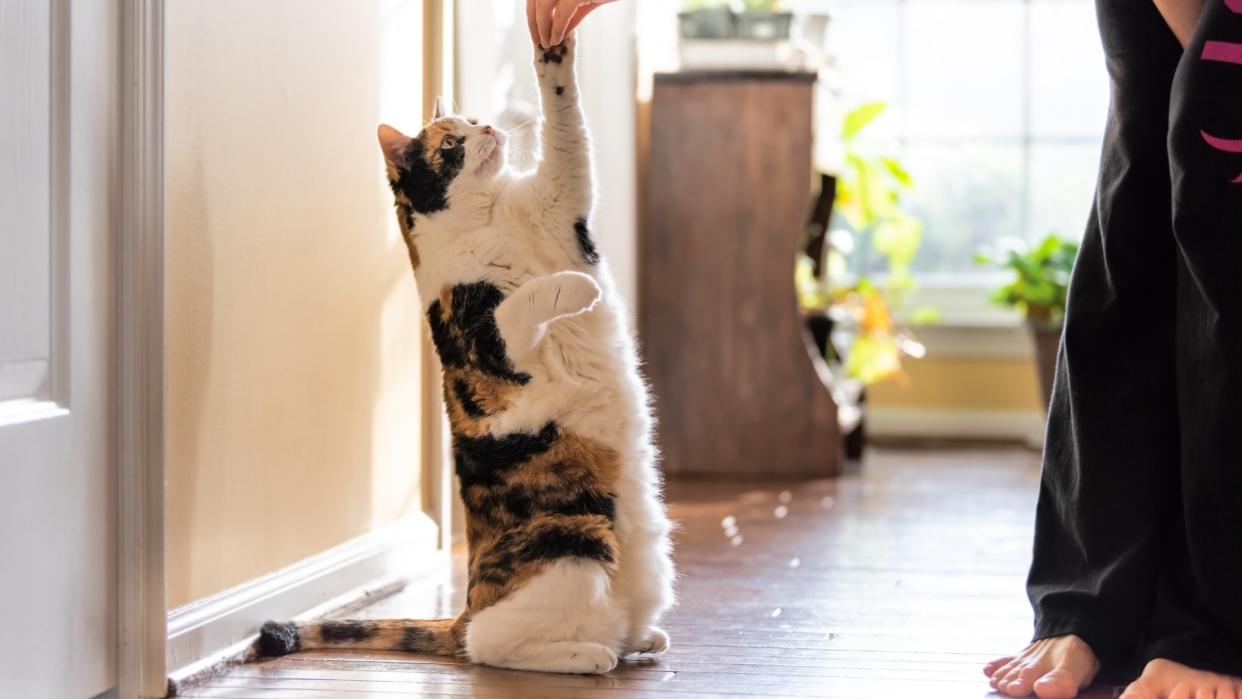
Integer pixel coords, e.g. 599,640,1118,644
974,234,1080,408
797,102,937,460
678,0,735,39
734,0,794,41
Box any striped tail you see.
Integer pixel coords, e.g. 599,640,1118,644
257,618,459,658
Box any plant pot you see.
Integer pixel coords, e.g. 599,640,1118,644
678,8,735,40
1028,322,1062,410
734,11,794,41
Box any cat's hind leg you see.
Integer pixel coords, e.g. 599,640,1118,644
464,558,627,674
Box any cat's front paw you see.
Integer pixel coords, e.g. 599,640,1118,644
535,33,576,86
537,32,575,64
548,271,601,319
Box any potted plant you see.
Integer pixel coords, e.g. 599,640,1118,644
734,0,794,41
678,0,794,41
973,234,1080,409
797,102,937,459
678,0,735,39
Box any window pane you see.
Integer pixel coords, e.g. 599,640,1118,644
903,1,1025,140
904,144,1025,274
1030,0,1110,138
823,0,902,141
1027,143,1100,243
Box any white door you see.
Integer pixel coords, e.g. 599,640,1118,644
0,0,120,695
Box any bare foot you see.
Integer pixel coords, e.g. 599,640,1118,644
1119,658,1242,699
984,635,1101,698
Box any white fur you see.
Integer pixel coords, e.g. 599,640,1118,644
407,36,674,674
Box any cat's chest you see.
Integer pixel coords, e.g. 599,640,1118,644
424,229,584,302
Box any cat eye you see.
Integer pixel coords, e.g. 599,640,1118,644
441,137,459,150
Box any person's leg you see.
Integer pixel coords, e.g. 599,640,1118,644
1118,2,1242,695
985,0,1185,695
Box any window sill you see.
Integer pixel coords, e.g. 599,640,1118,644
899,281,1037,360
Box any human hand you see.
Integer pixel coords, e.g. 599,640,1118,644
526,0,621,48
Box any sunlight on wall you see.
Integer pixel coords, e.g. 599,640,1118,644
165,0,428,609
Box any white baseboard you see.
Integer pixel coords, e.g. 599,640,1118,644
166,512,445,684
867,406,1046,446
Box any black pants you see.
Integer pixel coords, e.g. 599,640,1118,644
1028,0,1242,679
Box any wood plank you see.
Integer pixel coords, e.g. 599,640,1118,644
179,446,1129,698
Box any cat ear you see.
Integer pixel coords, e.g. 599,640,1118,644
433,96,448,121
377,123,412,174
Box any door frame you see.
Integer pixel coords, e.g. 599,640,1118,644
118,1,167,696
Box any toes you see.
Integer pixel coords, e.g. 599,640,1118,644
1004,664,1045,696
993,661,1022,689
1121,682,1155,699
1170,684,1194,699
1034,669,1085,699
987,657,1016,678
1000,666,1035,697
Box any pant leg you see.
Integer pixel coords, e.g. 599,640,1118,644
1026,0,1184,674
1143,0,1242,676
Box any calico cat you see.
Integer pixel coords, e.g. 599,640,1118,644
256,34,674,675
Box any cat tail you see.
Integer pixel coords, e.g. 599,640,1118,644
257,617,460,657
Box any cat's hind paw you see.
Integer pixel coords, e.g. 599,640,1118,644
627,627,670,655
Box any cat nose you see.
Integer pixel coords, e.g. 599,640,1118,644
481,126,494,135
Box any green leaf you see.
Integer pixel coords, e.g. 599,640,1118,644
908,307,942,325
879,157,914,188
846,334,902,385
842,102,888,142
873,213,922,270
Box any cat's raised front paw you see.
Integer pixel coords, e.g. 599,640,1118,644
535,33,576,86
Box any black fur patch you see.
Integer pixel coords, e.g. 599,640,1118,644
541,49,564,64
257,621,300,657
473,518,615,590
556,489,617,521
398,626,438,652
520,526,615,564
454,422,559,489
556,86,565,96
392,138,465,215
574,218,600,265
452,378,487,417
318,620,380,644
427,282,531,384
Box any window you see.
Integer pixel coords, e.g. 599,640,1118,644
822,0,1109,283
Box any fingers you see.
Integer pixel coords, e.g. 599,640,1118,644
535,0,557,48
550,0,582,46
526,0,539,44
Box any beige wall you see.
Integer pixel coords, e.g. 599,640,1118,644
869,357,1043,412
166,0,428,609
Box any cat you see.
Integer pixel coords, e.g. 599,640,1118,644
256,33,675,675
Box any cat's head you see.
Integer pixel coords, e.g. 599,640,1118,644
377,97,509,234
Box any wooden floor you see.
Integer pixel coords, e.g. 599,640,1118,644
178,446,1123,698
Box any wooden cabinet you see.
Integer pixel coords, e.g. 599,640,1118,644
641,72,842,478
